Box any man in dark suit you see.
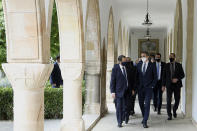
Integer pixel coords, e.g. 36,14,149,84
153,53,166,114
50,56,63,88
110,55,129,128
124,57,136,122
136,51,157,128
162,53,185,120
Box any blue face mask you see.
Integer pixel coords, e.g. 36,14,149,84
122,62,127,66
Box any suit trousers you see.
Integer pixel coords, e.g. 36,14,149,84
167,83,181,117
114,96,126,125
138,87,153,123
153,81,163,111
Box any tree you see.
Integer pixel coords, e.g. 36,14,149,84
0,1,6,70
50,4,60,59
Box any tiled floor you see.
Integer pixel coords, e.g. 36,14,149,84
93,103,197,131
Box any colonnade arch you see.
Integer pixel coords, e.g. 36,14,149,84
106,7,116,104
84,0,102,115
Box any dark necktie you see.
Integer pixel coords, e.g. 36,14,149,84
170,63,175,79
122,67,127,78
143,63,146,75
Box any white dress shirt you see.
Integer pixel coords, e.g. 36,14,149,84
119,64,128,86
142,61,149,73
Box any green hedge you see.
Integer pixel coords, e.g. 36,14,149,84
0,88,13,120
0,85,86,120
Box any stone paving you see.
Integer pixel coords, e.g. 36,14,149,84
93,103,197,131
0,102,196,131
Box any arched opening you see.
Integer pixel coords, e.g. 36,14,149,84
106,7,115,104
84,0,101,115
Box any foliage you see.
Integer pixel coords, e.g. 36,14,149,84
50,4,60,59
0,88,13,120
0,1,6,70
0,82,86,120
44,87,63,119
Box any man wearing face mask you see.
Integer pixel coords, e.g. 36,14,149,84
136,51,157,128
153,53,166,114
110,55,129,128
162,53,185,120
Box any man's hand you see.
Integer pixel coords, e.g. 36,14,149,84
172,78,178,83
162,86,166,92
132,90,135,96
112,93,116,99
52,84,57,86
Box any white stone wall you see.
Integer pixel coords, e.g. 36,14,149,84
192,0,197,123
181,0,188,115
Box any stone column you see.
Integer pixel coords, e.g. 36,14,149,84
84,72,101,114
55,0,85,130
106,66,114,104
60,63,85,131
2,0,52,131
84,0,101,115
3,64,53,131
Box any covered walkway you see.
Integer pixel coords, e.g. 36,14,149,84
93,103,197,131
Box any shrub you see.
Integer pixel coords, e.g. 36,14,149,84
0,88,13,120
0,82,86,120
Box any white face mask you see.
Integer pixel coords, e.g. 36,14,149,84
141,57,147,62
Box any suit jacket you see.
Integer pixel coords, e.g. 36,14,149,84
162,62,185,88
153,61,166,85
110,64,128,98
50,62,63,87
136,61,157,90
125,62,137,93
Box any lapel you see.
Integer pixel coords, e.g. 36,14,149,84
118,65,125,78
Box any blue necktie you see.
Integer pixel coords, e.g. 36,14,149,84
157,63,160,80
143,63,146,75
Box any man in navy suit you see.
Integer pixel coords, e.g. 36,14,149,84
153,53,166,114
110,55,129,128
50,56,63,88
136,51,157,128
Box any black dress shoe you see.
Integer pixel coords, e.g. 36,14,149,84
130,110,135,115
118,124,123,128
157,111,161,115
154,108,157,112
167,117,172,120
141,120,144,124
143,123,149,128
173,113,177,118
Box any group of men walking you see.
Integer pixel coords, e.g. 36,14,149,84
110,52,185,128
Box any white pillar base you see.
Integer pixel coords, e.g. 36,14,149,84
61,119,85,131
2,63,53,131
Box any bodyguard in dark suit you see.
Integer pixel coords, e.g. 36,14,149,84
110,55,128,128
162,53,185,120
153,53,166,114
124,57,136,122
136,51,157,128
50,56,63,88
